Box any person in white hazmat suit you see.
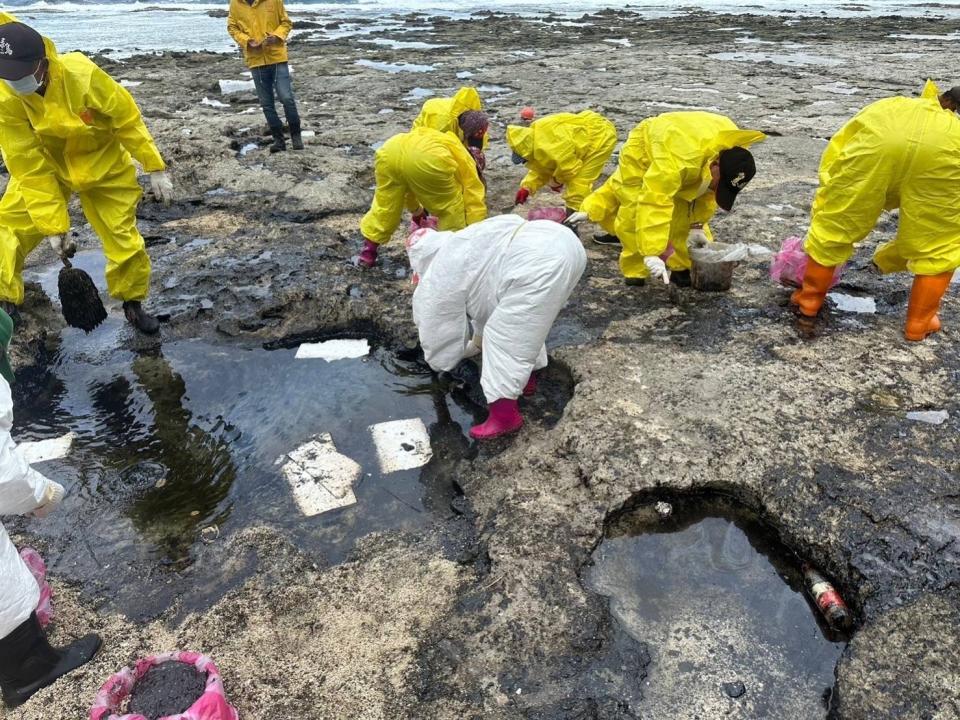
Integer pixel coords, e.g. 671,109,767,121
0,309,101,709
407,214,586,440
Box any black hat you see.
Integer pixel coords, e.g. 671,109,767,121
0,22,45,81
715,146,756,212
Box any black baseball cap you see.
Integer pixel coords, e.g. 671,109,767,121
0,22,45,81
715,146,756,212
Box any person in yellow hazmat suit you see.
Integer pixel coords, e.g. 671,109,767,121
570,112,765,286
227,0,302,153
506,110,617,215
0,20,172,334
411,86,489,182
357,126,487,268
792,83,960,341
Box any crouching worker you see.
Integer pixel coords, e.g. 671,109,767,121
358,126,487,268
792,86,960,340
0,309,101,709
407,214,586,440
0,20,172,334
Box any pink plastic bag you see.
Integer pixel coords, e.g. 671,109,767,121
770,236,844,288
90,652,239,720
527,207,568,224
20,547,53,628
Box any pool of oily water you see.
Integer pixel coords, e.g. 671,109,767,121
12,251,571,620
584,494,850,720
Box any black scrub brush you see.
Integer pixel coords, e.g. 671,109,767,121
58,257,107,332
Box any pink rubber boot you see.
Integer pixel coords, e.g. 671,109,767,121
523,373,537,397
469,398,523,440
358,239,379,268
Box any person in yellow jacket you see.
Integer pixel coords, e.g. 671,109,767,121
411,86,488,149
573,112,764,286
411,86,488,182
506,110,617,214
792,84,960,341
227,0,301,152
0,20,172,334
357,127,487,268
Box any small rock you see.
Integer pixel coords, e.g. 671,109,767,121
723,681,746,699
655,501,673,519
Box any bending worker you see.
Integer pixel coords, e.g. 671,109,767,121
792,84,960,341
506,109,617,214
0,309,102,709
407,213,586,440
570,111,764,286
0,20,172,334
227,0,302,152
358,126,486,268
412,85,489,151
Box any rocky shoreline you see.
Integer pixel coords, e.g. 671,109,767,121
4,8,959,719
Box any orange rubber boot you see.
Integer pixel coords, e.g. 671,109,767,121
904,272,953,341
791,259,837,317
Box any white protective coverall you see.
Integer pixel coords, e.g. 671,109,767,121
0,377,58,639
409,215,586,403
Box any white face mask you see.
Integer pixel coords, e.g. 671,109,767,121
4,71,41,96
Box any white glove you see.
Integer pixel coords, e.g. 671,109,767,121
464,334,482,358
563,211,588,227
47,234,77,259
687,227,709,249
644,256,670,284
33,481,65,519
150,171,174,206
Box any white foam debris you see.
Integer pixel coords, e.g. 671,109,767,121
370,418,432,474
378,108,395,114
278,433,360,517
828,293,876,314
604,38,633,47
814,81,861,95
218,79,256,95
906,410,950,425
120,79,143,87
202,97,230,108
19,433,76,464
239,143,258,156
295,338,370,361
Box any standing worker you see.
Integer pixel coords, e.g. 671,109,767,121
506,110,617,215
358,127,487,268
407,214,586,440
792,87,960,340
570,112,764,286
228,0,302,152
0,20,172,334
0,309,102,709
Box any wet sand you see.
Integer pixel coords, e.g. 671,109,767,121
4,8,960,720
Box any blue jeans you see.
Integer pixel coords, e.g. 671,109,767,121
251,62,300,131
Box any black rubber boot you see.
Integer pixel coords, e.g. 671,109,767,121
593,233,621,247
624,277,647,287
669,269,691,287
269,126,286,153
0,613,102,709
290,123,304,151
123,300,160,335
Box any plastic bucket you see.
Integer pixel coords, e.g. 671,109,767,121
689,243,738,292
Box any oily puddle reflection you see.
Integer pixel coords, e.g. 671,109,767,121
584,494,849,719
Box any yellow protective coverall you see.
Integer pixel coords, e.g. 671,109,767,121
360,127,487,245
227,0,292,69
505,110,618,211
581,112,765,280
0,35,165,305
411,86,486,148
805,94,960,276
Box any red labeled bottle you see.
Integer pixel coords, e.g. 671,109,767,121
802,563,852,630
